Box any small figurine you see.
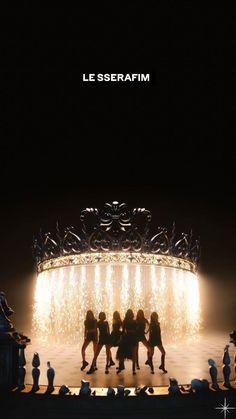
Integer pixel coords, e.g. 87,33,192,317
59,384,70,395
191,378,209,393
32,352,40,392
107,386,115,397
18,347,26,390
222,344,231,388
116,385,125,397
208,358,219,390
168,377,181,396
46,361,55,394
79,380,91,397
124,389,131,397
135,385,148,396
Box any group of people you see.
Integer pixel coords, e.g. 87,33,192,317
81,309,167,375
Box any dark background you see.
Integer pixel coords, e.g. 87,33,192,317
0,5,235,335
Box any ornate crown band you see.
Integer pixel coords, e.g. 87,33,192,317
32,201,200,273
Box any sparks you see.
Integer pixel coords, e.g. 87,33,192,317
33,264,201,344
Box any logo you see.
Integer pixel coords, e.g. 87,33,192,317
82,73,152,83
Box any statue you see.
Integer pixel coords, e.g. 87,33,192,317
168,377,181,396
0,291,30,390
229,331,236,384
59,384,70,395
135,385,148,397
222,344,231,388
18,347,26,390
46,361,55,394
32,352,40,392
116,385,125,397
107,386,115,397
0,291,14,333
208,358,219,390
191,378,209,393
79,380,91,397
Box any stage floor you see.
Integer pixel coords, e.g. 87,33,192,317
25,332,234,387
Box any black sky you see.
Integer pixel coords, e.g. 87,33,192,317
0,5,235,333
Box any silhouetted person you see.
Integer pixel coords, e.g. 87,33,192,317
136,309,151,369
87,312,111,374
109,311,123,367
148,312,167,374
81,310,97,371
116,309,138,375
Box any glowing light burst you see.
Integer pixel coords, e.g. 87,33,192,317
215,398,236,419
121,264,130,314
150,265,158,306
33,264,201,343
157,267,167,325
94,264,102,309
134,265,142,310
104,264,114,323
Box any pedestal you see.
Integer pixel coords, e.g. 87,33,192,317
0,332,29,390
